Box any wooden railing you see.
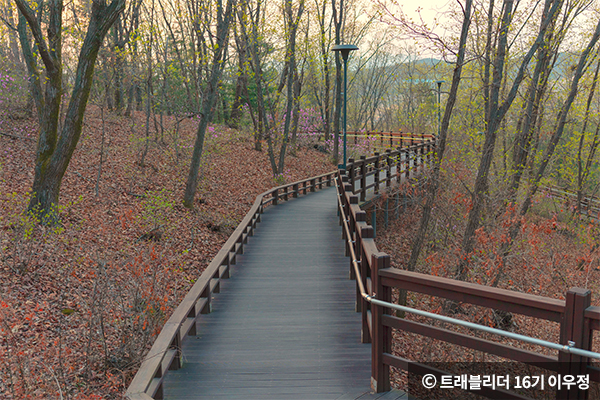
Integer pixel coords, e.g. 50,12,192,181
348,131,434,151
336,159,600,399
542,186,600,220
346,137,435,203
126,171,337,400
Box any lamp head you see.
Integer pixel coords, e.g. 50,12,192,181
332,44,359,61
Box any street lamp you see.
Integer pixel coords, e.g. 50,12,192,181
332,44,358,170
436,80,444,138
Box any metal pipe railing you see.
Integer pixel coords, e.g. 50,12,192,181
335,176,600,362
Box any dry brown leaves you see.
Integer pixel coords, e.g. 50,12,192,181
0,105,334,398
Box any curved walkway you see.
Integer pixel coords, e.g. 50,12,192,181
162,186,407,399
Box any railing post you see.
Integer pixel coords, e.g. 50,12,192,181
351,209,366,281
358,225,374,316
385,149,391,187
346,194,359,258
360,156,367,202
374,152,380,195
293,183,298,198
371,209,376,238
558,288,592,400
348,158,355,193
420,142,425,172
405,148,410,180
273,189,279,205
200,285,212,314
284,185,288,201
171,332,182,370
396,149,402,184
371,252,391,393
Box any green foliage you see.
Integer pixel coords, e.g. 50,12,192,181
554,130,600,191
0,192,82,274
0,69,30,119
140,188,174,231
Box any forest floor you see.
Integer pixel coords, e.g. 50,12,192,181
0,105,334,398
373,169,600,398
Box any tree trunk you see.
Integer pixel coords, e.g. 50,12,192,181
457,0,562,279
15,0,125,222
277,0,304,175
490,16,600,287
575,54,600,215
397,0,472,315
183,0,234,208
3,4,22,67
230,20,248,130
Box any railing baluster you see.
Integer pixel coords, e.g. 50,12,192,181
348,158,355,193
374,152,380,195
385,149,391,187
360,156,367,202
405,148,410,180
558,288,592,400
371,252,391,393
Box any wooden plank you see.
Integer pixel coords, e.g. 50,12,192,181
161,187,374,399
585,306,600,331
382,315,558,367
379,268,564,321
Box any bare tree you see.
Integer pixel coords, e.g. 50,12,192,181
491,17,600,287
397,0,472,313
15,0,125,222
276,0,305,174
457,0,563,279
183,0,235,208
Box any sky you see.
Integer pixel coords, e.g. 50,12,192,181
400,0,453,24
372,0,457,58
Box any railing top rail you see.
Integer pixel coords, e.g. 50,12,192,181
346,131,435,139
586,306,600,329
378,267,565,321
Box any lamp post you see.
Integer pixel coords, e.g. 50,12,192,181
332,44,358,170
436,80,444,138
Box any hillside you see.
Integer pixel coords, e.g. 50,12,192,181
0,106,335,398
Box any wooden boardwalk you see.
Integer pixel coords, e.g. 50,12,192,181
162,186,409,399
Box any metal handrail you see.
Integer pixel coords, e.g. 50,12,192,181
335,175,600,362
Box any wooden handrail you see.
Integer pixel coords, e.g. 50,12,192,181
347,132,434,153
541,186,600,219
336,156,599,399
346,138,436,203
126,170,337,399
